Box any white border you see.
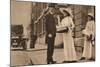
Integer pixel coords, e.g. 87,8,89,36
17,0,95,5
0,0,10,67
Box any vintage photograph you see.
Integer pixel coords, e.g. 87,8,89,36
10,0,95,66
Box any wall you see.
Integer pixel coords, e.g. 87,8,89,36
11,0,32,36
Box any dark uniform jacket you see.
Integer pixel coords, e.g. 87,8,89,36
45,13,56,36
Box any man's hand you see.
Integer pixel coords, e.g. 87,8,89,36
48,34,52,38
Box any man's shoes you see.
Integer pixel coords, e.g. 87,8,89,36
47,61,56,64
70,61,77,63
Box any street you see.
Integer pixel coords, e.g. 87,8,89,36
10,44,93,67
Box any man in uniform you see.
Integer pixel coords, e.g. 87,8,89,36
45,4,57,64
35,3,57,64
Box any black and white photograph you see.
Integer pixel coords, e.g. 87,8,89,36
10,0,95,66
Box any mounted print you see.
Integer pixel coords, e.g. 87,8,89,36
10,0,95,66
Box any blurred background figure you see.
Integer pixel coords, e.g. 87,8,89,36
26,24,32,49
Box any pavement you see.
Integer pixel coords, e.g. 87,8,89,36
10,43,94,67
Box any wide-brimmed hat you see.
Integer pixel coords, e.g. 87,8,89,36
59,7,73,18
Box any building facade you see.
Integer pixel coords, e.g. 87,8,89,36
11,0,95,51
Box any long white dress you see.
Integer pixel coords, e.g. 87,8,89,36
61,16,77,61
82,20,95,59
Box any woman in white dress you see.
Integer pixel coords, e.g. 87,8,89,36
58,8,77,63
80,13,95,60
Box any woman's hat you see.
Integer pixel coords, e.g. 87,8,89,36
59,7,73,18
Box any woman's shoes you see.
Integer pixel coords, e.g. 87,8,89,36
63,60,77,63
80,57,86,60
80,57,95,61
88,58,95,61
